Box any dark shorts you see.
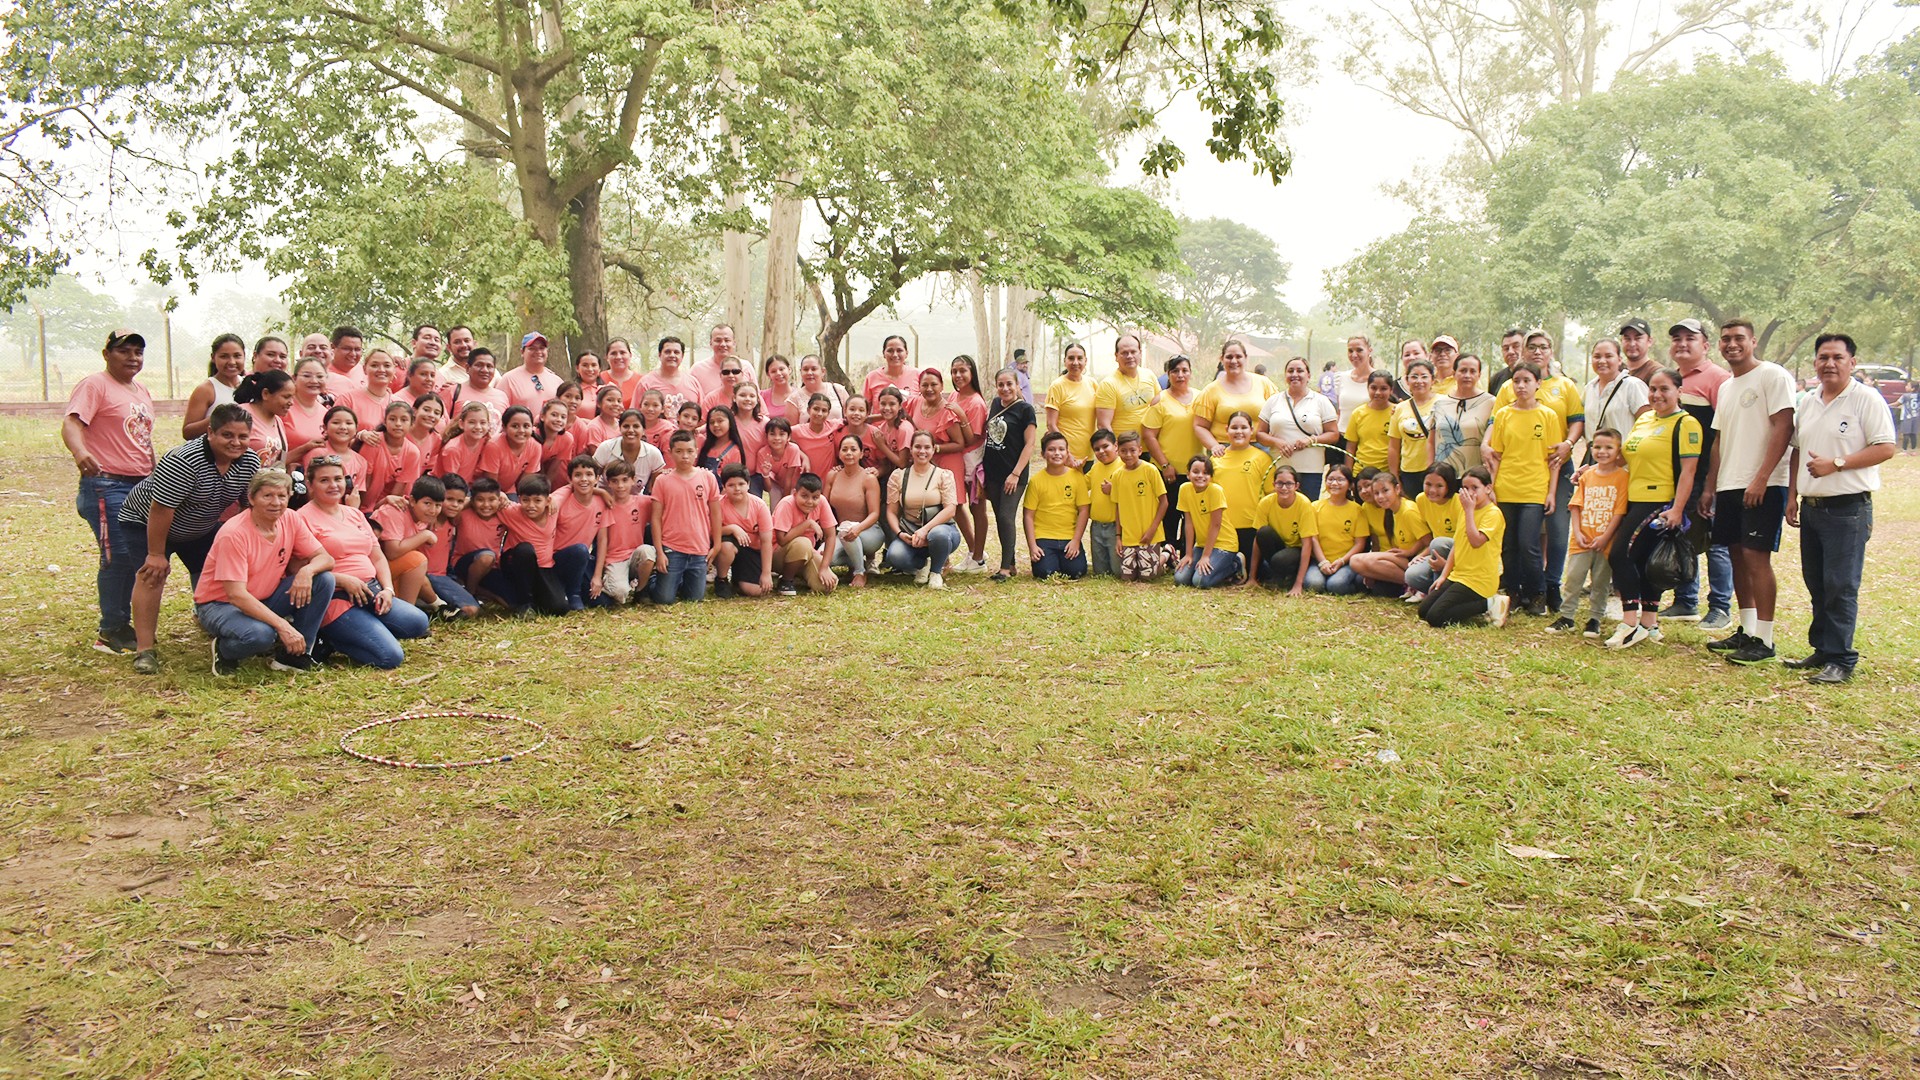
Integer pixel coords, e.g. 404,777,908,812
722,539,763,584
1711,486,1786,551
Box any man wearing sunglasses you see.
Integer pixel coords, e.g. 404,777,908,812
689,324,757,402
498,331,561,413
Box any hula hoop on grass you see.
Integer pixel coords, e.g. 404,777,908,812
339,711,549,770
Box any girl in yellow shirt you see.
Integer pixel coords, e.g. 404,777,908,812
1246,465,1319,595
1405,465,1462,598
1342,370,1397,472
1173,457,1240,588
1351,471,1432,597
1420,466,1509,627
1212,411,1269,556
1483,363,1563,615
1308,465,1368,594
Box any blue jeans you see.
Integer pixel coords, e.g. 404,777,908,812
1175,549,1241,588
196,572,337,662
1405,537,1452,593
1089,521,1119,577
1030,537,1086,579
886,523,960,575
651,548,709,604
1544,460,1573,603
1306,563,1363,594
1498,501,1546,603
427,573,478,610
554,543,593,608
1800,498,1871,670
319,583,431,669
1673,542,1734,615
78,475,140,634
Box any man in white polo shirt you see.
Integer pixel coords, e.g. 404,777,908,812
1785,333,1894,684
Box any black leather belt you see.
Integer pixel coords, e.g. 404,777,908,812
1801,492,1870,508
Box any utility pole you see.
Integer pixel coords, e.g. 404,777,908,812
160,300,176,399
29,301,47,401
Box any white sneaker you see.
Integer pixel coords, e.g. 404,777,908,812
868,550,884,574
915,563,931,585
1402,590,1424,604
927,572,945,590
1603,622,1635,648
1487,594,1510,627
1610,626,1650,650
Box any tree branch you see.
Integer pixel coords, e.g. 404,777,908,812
319,5,509,76
366,60,511,143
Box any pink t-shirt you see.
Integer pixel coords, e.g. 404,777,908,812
643,418,677,460
436,436,487,483
907,395,968,487
370,503,449,575
690,357,755,401
538,431,578,486
478,434,541,491
310,445,370,494
734,415,767,465
638,370,700,418
340,386,394,431
453,508,505,560
653,467,720,554
496,502,557,566
284,398,329,458
862,367,917,405
772,494,837,546
296,502,381,580
571,414,618,449
553,490,607,551
791,420,844,478
441,382,510,437
719,494,773,547
756,441,807,493
496,366,560,414
244,404,292,468
406,429,443,463
356,437,424,507
193,510,323,604
66,372,156,477
603,494,654,562
1680,361,1732,410
325,366,365,401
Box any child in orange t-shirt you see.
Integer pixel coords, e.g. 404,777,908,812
1554,429,1629,636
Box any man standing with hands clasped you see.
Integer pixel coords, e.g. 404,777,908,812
1698,319,1796,665
1786,334,1894,684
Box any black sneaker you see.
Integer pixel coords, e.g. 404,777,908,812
1582,619,1601,638
1658,602,1701,621
210,640,240,677
1781,653,1827,670
93,624,136,655
1706,630,1754,653
776,578,798,597
132,649,159,675
714,579,734,599
1546,617,1576,633
1808,663,1852,685
1523,597,1549,618
269,650,314,673
1727,640,1777,666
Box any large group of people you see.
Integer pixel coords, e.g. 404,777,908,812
63,317,1891,686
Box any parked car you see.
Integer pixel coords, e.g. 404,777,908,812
1801,363,1909,406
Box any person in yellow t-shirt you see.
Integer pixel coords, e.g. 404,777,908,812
1554,428,1629,635
1350,471,1432,597
1342,369,1398,472
1021,431,1091,579
1308,464,1368,594
1483,363,1566,615
1213,411,1270,556
1247,465,1319,595
1085,429,1124,578
1093,333,1160,438
1044,343,1097,464
1421,466,1509,627
1388,359,1441,493
1173,455,1240,588
1405,465,1463,598
1107,432,1168,581
1142,354,1200,556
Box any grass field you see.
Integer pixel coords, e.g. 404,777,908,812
0,412,1916,1078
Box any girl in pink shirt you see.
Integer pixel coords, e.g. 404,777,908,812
757,418,807,503
310,407,369,503
437,401,492,481
285,358,332,467
477,406,541,492
792,394,844,477
354,400,425,511
699,406,749,476
236,370,296,470
574,386,625,447
406,393,445,461
732,383,768,467
638,390,676,458
534,399,578,488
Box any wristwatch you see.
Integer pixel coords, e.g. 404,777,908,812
1835,457,1848,470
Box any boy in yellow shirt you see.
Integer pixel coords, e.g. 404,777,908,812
1022,431,1092,579
1105,431,1168,581
1085,429,1123,578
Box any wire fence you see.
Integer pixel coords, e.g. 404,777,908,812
1,344,195,403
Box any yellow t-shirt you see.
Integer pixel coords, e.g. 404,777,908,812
1448,502,1506,598
1313,497,1366,561
1343,403,1395,471
1143,391,1201,475
1253,492,1319,548
1178,482,1237,553
1569,465,1629,553
1415,492,1462,544
1086,456,1123,523
1094,371,1160,436
1213,445,1269,530
1110,462,1168,546
1363,496,1429,551
1496,375,1585,432
1485,404,1568,504
1621,410,1702,503
1044,376,1098,460
1390,397,1439,472
1192,375,1278,440
1021,466,1091,541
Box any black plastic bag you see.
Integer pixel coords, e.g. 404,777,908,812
1640,513,1696,594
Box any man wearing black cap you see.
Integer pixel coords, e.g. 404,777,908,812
63,330,158,655
1619,319,1660,385
1662,318,1734,629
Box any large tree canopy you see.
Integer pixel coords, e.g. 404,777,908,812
1170,216,1295,354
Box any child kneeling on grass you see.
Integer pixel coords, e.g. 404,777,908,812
1419,466,1508,627
1174,455,1240,588
771,473,839,595
1023,431,1091,580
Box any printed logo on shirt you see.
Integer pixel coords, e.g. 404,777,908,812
1837,419,1851,434
125,403,155,450
1739,388,1760,409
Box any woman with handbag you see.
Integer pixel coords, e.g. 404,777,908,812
1258,356,1340,500
884,430,961,588
1606,369,1704,650
1388,358,1440,494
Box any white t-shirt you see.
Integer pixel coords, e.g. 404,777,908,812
1259,390,1339,474
1582,375,1648,445
1711,362,1797,490
594,436,667,491
1335,369,1373,426
1792,379,1895,497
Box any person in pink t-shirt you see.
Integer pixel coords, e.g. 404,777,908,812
650,431,723,603
442,348,510,437
323,325,367,401
534,399,579,488
476,406,542,492
497,331,562,414
340,350,398,431
639,336,701,418
298,456,431,669
485,473,571,614
406,392,446,462
354,400,425,511
193,468,337,674
689,324,756,401
64,329,159,653
235,370,297,469
756,418,807,504
714,463,775,597
599,459,657,603
771,474,840,595
791,394,844,478
552,454,610,609
861,335,917,404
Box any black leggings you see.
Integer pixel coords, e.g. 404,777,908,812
1420,580,1489,627
1253,525,1304,586
987,473,1027,571
1163,475,1188,552
1608,501,1664,612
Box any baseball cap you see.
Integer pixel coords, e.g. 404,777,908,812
521,331,548,348
1619,318,1651,337
1430,335,1459,350
1668,318,1706,337
105,329,147,350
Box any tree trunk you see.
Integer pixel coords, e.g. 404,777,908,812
561,181,608,376
965,271,991,365
989,285,1003,368
723,196,753,352
761,183,803,361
